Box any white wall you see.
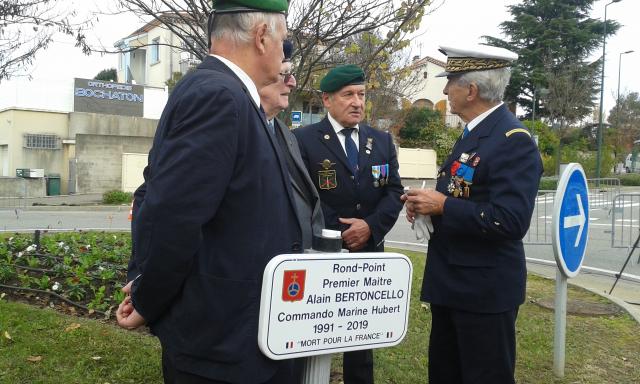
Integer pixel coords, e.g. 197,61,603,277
144,87,169,119
398,147,437,179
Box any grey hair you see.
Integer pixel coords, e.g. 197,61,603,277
210,12,284,47
454,67,511,103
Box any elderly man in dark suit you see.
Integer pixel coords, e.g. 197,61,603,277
293,65,404,384
115,1,303,383
403,44,543,384
260,41,324,249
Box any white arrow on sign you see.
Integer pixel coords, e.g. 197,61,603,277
563,194,585,247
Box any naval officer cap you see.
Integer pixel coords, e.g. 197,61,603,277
213,0,289,13
436,44,518,77
320,64,365,93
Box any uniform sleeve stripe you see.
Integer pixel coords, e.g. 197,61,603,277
505,128,531,138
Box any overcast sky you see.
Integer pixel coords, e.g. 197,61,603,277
17,0,640,116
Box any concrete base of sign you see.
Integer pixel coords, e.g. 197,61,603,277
302,355,331,384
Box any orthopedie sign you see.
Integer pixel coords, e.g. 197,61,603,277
73,78,144,117
258,253,412,360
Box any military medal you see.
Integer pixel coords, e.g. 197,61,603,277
472,155,480,167
318,159,337,190
372,165,381,187
459,153,470,163
447,180,455,194
379,164,388,186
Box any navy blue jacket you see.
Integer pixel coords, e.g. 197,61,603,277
293,117,403,252
423,104,543,313
130,56,301,382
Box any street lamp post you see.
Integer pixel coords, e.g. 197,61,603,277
532,89,537,123
616,50,634,122
596,0,622,180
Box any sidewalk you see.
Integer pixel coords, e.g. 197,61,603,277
526,261,640,323
0,193,130,211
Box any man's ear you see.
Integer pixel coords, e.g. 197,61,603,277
254,23,269,55
322,92,332,109
467,82,479,101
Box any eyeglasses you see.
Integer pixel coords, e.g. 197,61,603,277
279,72,294,83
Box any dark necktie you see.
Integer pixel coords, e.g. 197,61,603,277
462,125,470,139
267,119,275,135
341,128,358,175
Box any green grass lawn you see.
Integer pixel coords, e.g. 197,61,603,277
1,248,638,383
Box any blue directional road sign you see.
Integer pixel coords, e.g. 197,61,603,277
552,163,589,278
291,111,302,125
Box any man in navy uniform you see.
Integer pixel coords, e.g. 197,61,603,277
116,1,302,383
403,44,543,384
293,65,404,384
261,40,324,249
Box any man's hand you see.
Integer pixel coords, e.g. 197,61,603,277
116,280,146,330
339,218,371,251
401,188,447,218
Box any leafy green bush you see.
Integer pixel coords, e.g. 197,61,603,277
102,190,133,205
539,177,558,191
618,173,640,186
541,154,557,177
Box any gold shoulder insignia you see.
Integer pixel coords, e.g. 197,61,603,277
505,128,531,138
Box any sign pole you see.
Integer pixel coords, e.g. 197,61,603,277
552,269,567,377
303,230,342,384
302,355,332,384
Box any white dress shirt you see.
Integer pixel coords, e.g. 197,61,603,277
327,112,360,155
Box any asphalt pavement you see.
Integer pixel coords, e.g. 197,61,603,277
1,189,639,323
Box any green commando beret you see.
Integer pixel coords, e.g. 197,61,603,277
213,0,288,13
320,64,365,93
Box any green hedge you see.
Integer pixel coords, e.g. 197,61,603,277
539,177,558,191
617,173,640,186
102,190,133,205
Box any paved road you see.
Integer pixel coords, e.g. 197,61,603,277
2,193,638,279
389,181,640,278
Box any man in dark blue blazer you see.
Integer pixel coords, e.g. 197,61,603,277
293,65,404,384
116,1,303,383
403,44,543,384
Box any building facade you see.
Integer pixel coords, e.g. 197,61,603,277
115,16,199,88
407,55,464,128
0,78,167,196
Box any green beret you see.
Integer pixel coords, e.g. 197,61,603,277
320,65,365,93
213,0,288,13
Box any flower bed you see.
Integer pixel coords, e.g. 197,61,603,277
0,231,131,319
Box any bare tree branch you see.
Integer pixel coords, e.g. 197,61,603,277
0,0,93,82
